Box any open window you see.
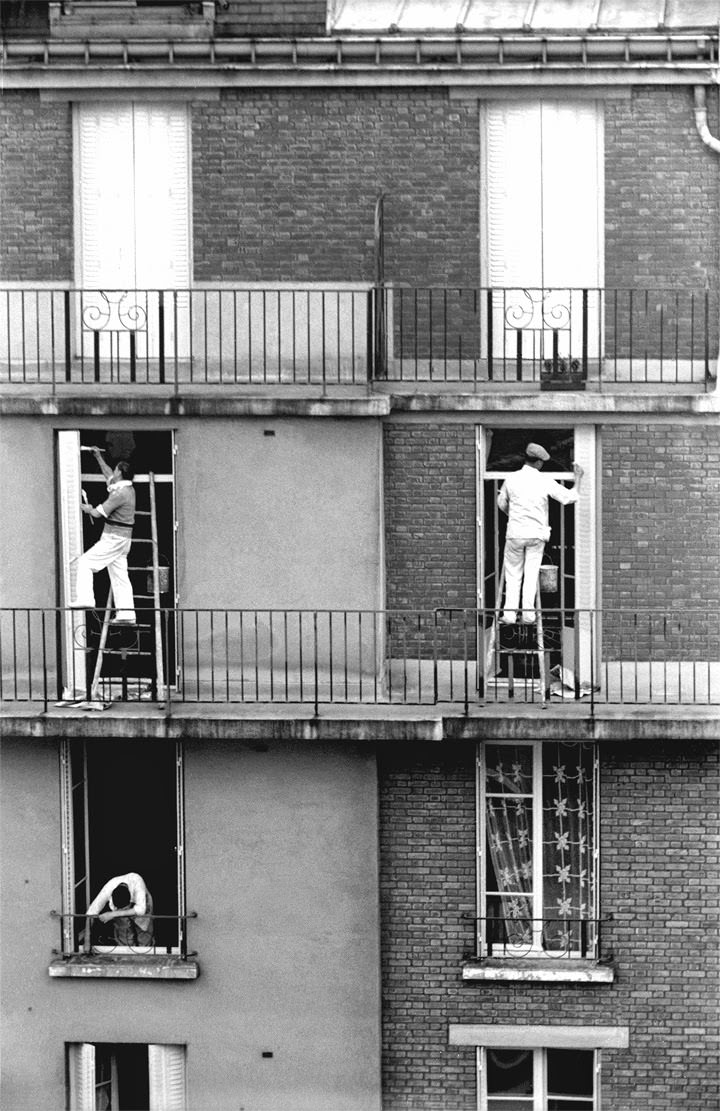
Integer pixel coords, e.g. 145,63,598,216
477,741,598,958
476,425,597,694
67,1043,186,1111
59,740,186,957
481,1047,596,1111
57,429,177,700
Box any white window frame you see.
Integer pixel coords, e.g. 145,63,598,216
59,739,186,956
477,1046,598,1111
67,1042,187,1111
476,740,600,959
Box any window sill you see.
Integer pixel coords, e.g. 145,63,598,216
48,954,199,980
462,958,614,984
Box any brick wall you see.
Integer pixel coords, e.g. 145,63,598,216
379,740,720,1111
383,422,477,612
605,87,720,362
192,90,480,284
215,0,327,36
0,93,73,280
605,87,719,291
602,424,720,655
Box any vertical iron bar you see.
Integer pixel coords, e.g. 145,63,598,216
487,288,494,381
158,291,166,385
582,288,588,379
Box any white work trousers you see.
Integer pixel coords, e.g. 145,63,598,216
501,537,545,623
74,531,136,622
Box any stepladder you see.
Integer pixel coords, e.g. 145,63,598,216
85,473,167,707
481,563,551,703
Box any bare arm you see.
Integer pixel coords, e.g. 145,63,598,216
92,447,113,481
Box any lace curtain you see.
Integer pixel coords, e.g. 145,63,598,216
485,742,595,952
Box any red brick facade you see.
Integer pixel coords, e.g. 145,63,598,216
0,92,73,281
379,741,720,1111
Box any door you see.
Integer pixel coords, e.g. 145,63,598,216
57,429,178,699
75,103,191,368
481,101,603,377
476,426,597,691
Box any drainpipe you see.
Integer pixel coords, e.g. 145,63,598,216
693,86,720,383
693,85,720,153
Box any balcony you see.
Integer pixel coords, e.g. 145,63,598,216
461,915,615,984
48,911,199,980
0,286,716,394
1,607,718,718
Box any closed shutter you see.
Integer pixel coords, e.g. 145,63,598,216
67,1043,95,1111
76,105,136,290
483,101,602,361
148,1044,187,1111
75,102,191,359
57,431,87,698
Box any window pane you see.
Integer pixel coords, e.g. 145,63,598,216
488,1101,534,1110
547,1049,594,1097
486,745,533,795
542,743,595,951
547,1101,594,1110
487,1049,533,1095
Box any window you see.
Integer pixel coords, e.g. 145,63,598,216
476,426,598,696
57,428,177,702
482,1048,596,1111
67,1043,186,1111
59,740,186,958
477,741,597,957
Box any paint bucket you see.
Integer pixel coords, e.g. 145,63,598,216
147,557,170,595
539,564,558,593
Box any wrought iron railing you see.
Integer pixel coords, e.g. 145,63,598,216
1,607,718,713
0,286,716,388
468,916,613,961
50,911,197,960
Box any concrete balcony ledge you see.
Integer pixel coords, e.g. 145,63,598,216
0,390,390,419
48,953,199,980
462,957,615,984
2,701,719,742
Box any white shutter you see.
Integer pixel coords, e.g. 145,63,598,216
133,105,191,290
57,431,87,698
148,1044,187,1111
483,101,602,361
572,426,598,686
541,102,602,289
485,102,543,288
76,104,136,289
67,1043,95,1111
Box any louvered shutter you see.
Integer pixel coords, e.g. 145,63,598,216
67,1043,95,1111
572,426,598,686
77,105,136,290
148,1044,187,1111
484,100,602,360
57,431,87,698
485,102,543,289
131,104,191,357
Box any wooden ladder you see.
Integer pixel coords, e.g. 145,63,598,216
88,473,165,704
483,564,550,704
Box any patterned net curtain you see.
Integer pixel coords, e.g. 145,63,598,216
485,742,595,953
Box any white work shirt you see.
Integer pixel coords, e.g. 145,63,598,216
497,464,579,542
86,871,153,933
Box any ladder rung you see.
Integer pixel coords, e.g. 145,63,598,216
134,510,152,516
102,649,154,657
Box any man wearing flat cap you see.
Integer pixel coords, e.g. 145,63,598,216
497,443,583,624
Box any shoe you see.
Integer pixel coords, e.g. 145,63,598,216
520,617,536,625
69,601,94,610
499,616,516,625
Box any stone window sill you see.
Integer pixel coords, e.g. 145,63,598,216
48,954,199,980
462,957,614,984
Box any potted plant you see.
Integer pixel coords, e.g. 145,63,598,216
540,355,587,391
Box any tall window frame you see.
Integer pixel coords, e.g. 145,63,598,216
67,1042,187,1111
478,1046,598,1111
59,739,186,956
476,740,599,958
